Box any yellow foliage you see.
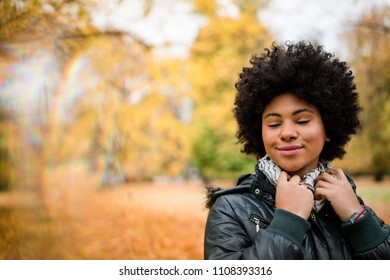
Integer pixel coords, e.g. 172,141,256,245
342,6,390,175
46,36,192,180
193,0,218,16
188,10,272,179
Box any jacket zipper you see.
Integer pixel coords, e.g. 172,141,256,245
252,217,260,232
250,214,270,233
310,212,317,222
309,211,332,258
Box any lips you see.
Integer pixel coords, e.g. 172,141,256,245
278,145,302,151
277,145,303,155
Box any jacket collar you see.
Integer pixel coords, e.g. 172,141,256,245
250,164,276,198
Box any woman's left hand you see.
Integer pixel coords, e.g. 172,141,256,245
314,168,363,222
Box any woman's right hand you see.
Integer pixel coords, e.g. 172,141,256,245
276,171,314,220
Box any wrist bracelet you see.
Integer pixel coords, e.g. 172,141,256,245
346,206,367,224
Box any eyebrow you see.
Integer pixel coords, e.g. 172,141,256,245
263,108,315,119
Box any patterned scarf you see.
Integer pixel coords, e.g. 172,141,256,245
258,155,332,213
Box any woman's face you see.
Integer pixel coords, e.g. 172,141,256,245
262,93,328,178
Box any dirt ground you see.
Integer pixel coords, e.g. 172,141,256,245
0,166,389,260
0,166,209,259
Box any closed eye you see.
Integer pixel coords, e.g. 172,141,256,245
296,120,310,125
268,123,281,127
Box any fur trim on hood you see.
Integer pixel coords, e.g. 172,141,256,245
203,174,256,209
204,185,223,209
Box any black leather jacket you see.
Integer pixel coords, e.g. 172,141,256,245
204,169,390,259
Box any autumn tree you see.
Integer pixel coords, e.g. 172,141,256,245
341,6,390,180
46,33,191,184
0,105,11,191
40,2,196,184
2,0,189,186
189,0,272,181
0,0,104,258
0,0,101,190
0,0,97,54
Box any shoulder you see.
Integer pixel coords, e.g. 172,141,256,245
205,173,255,209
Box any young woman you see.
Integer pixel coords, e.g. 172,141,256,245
204,41,390,259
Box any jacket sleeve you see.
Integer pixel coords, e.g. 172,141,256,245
341,207,390,259
204,195,311,260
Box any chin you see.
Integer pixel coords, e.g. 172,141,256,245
278,164,305,176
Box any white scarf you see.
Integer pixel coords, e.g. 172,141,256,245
258,155,332,213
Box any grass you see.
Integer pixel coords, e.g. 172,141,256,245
354,176,390,223
0,166,389,260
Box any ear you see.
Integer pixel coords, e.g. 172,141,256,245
325,137,330,142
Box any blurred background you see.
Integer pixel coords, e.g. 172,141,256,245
1,0,390,259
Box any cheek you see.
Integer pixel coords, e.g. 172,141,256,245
307,126,327,144
261,127,266,142
261,127,270,142
261,127,277,147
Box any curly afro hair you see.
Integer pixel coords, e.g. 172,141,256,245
234,41,362,162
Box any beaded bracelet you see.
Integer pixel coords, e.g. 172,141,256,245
346,206,367,224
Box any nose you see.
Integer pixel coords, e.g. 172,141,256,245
280,122,298,141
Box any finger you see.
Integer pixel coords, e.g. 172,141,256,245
314,178,334,197
278,171,289,182
304,184,315,196
290,175,301,183
315,177,334,190
314,184,333,200
325,168,346,181
317,171,338,184
314,184,327,199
